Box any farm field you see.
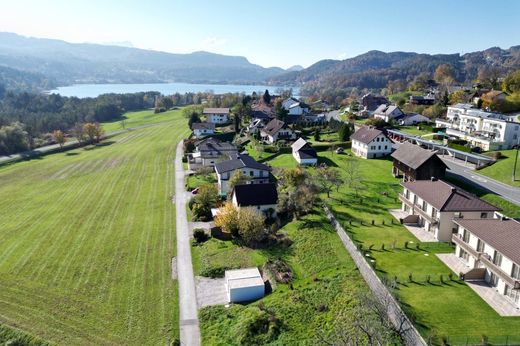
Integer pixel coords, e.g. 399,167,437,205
102,108,184,132
0,112,189,344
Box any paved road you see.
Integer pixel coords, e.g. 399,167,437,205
443,160,520,206
174,140,201,346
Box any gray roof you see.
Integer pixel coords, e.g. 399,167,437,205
233,183,278,206
351,126,385,144
391,142,447,170
203,108,230,115
401,179,501,212
191,122,215,130
262,119,287,136
454,218,520,266
374,104,402,116
196,137,237,153
214,154,271,174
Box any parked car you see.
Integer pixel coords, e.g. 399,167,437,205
191,187,200,194
335,147,344,154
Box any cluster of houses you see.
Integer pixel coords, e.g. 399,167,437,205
392,142,520,310
188,96,520,310
191,108,231,138
435,103,520,150
355,93,429,126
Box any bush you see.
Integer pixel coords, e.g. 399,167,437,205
200,266,228,278
231,307,281,345
193,228,209,243
489,151,503,160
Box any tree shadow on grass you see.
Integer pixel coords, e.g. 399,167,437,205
83,141,116,151
65,152,80,156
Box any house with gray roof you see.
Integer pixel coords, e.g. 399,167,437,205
260,119,296,143
391,142,448,181
191,122,215,138
399,179,501,241
351,126,392,159
291,138,317,165
188,137,238,168
203,108,230,124
452,217,520,310
214,154,271,194
373,104,404,122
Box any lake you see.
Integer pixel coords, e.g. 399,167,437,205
48,82,298,98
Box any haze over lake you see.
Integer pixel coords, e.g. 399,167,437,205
48,82,298,98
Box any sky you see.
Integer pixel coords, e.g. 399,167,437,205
1,0,520,69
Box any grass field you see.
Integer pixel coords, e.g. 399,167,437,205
197,212,373,345
478,149,520,187
0,111,189,344
319,151,520,344
102,108,184,132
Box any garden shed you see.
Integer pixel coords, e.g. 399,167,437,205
225,268,265,303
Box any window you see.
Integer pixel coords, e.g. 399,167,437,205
480,212,488,219
463,229,470,243
493,250,503,267
250,170,254,177
385,145,388,150
378,146,381,150
512,263,520,280
405,190,410,199
454,212,463,219
422,201,427,211
477,239,485,252
490,272,499,287
431,208,437,219
413,195,418,204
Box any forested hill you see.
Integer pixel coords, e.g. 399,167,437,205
269,47,520,95
0,32,285,87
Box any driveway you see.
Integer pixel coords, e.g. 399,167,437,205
174,140,201,346
195,276,228,308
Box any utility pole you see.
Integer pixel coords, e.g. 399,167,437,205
513,138,520,182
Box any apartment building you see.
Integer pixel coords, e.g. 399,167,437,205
452,217,520,309
399,179,500,241
435,103,520,150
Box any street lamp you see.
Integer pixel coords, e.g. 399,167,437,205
513,138,520,182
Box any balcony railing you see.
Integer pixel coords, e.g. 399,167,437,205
398,194,437,224
452,234,481,258
479,254,519,288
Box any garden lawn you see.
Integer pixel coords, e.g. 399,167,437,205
186,173,217,191
398,124,435,137
478,149,520,188
322,151,520,344
0,113,190,345
196,212,371,345
102,108,184,132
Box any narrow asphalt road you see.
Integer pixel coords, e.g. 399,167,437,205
174,140,201,346
443,160,520,206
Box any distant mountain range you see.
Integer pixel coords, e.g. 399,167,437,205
269,47,520,95
0,32,286,90
1,32,519,97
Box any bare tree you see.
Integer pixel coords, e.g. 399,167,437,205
72,123,85,144
52,130,65,149
344,159,363,196
315,164,343,198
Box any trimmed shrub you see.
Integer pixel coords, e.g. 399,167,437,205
193,228,209,243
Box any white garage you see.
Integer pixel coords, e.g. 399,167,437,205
225,268,265,303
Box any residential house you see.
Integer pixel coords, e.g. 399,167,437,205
214,154,271,194
361,93,389,112
410,95,435,106
231,183,278,218
391,142,448,181
188,137,237,168
452,217,520,309
395,113,429,126
311,100,331,112
435,103,520,150
351,126,393,159
373,104,404,122
191,122,215,138
481,90,507,104
203,108,230,124
282,97,310,116
260,119,296,143
399,179,501,241
291,138,318,165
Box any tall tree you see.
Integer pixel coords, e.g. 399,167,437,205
262,89,271,104
434,64,456,86
315,164,343,198
338,123,351,141
72,123,85,144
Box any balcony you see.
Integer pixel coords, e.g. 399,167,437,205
479,254,520,288
452,234,481,258
398,194,437,224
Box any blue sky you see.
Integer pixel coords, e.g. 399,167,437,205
1,0,519,69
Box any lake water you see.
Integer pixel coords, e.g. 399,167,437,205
48,82,298,98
